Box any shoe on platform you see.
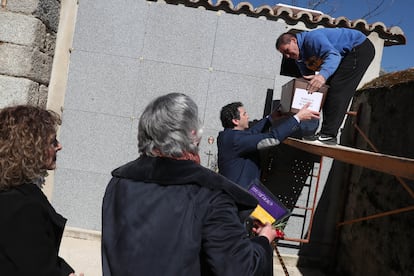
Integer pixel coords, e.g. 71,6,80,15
302,133,319,141
318,134,337,145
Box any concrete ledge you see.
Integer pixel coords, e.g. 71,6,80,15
61,227,326,275
63,226,101,241
63,227,301,263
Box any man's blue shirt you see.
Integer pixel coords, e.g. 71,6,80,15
296,28,367,80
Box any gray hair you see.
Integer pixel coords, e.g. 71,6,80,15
138,93,202,157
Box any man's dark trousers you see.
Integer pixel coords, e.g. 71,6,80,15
321,38,375,136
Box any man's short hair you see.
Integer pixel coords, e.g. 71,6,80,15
275,32,296,50
220,102,243,129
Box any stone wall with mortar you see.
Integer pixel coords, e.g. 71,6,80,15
0,0,60,108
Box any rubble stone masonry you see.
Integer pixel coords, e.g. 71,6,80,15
0,0,60,108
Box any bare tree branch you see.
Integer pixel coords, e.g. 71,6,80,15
360,0,387,20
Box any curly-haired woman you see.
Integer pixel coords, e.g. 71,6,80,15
0,105,83,276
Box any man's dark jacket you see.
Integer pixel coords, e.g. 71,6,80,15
217,116,299,188
102,156,274,276
0,183,74,276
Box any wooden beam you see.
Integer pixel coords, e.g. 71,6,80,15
283,138,414,180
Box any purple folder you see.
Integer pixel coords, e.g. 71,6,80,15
248,178,291,222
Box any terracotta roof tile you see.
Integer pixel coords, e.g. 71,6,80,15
148,0,406,46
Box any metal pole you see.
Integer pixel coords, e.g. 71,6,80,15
337,205,414,227
273,241,290,276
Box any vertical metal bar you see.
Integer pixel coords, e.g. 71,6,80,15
304,156,322,241
273,242,290,276
348,109,414,199
281,157,323,244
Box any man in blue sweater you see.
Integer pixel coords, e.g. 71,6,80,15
217,102,319,189
276,28,375,144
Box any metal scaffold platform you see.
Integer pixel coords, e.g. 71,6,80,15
284,137,414,181
260,133,414,249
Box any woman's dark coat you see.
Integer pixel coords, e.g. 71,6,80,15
102,156,274,276
0,183,74,276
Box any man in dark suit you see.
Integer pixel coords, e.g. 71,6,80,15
102,93,279,276
217,101,319,188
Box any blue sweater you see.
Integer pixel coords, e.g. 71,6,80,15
296,28,367,80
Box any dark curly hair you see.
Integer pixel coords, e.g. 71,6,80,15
220,102,243,129
0,105,61,191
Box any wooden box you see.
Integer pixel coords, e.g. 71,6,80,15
280,78,329,113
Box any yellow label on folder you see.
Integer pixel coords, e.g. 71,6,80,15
250,205,276,224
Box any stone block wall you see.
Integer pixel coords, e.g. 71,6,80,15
0,0,60,108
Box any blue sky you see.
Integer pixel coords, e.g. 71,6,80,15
231,0,412,72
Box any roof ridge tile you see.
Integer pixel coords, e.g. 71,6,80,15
147,0,406,46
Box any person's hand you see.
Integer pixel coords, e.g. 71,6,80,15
69,273,84,276
303,74,326,92
252,221,277,243
295,102,320,121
